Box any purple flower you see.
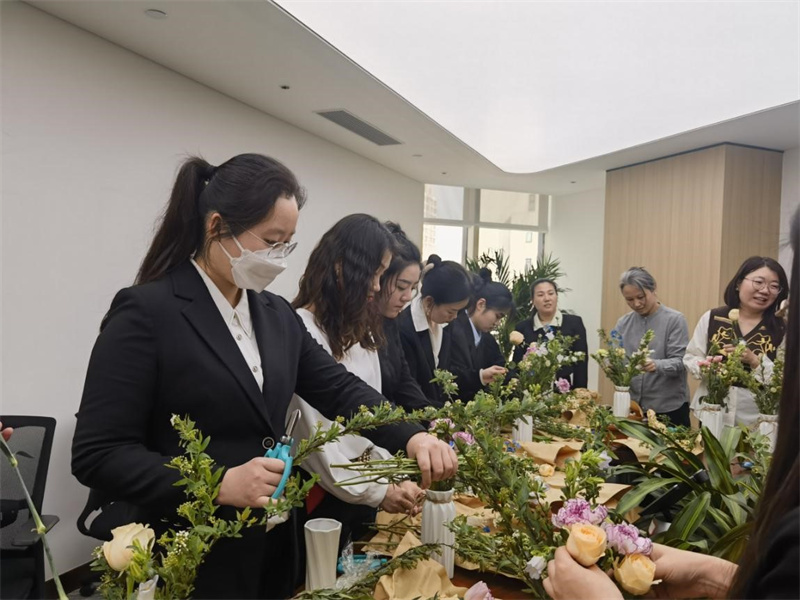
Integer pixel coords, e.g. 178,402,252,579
603,523,652,556
555,378,571,394
428,418,455,432
452,431,475,446
552,498,608,528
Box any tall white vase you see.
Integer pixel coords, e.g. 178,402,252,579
699,402,724,439
304,518,342,591
758,414,778,451
512,416,533,443
613,386,631,418
421,489,456,578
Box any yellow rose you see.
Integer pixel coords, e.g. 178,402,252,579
510,331,525,346
728,308,739,322
102,523,155,572
538,463,555,477
614,554,656,596
565,523,607,567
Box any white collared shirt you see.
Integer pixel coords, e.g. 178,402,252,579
534,309,563,331
467,312,482,347
191,259,264,390
410,296,447,367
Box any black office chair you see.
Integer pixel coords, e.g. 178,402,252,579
0,415,59,600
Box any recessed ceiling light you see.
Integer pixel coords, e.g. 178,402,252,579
412,154,423,158
144,9,167,19
570,180,577,184
441,172,447,175
280,85,291,90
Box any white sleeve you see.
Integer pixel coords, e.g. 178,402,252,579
288,395,389,508
683,311,710,380
752,355,775,384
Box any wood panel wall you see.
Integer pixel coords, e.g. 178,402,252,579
598,144,783,404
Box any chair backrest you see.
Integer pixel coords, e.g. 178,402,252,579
0,416,57,516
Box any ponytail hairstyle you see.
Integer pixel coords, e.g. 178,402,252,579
468,268,514,315
136,153,306,284
420,254,471,306
379,222,422,298
293,214,394,360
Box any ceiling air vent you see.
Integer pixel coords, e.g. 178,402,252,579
315,110,402,146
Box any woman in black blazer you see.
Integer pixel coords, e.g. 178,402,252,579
396,255,471,407
449,269,513,401
71,154,456,599
511,278,588,389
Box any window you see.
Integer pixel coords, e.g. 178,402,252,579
422,185,549,266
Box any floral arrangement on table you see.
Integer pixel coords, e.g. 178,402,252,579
90,404,440,600
592,329,655,388
512,331,585,394
733,349,784,416
696,341,748,407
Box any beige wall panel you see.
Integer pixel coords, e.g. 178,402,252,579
720,146,784,292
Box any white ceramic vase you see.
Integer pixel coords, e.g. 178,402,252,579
758,413,778,451
421,489,456,578
613,386,631,418
304,518,342,591
512,416,533,443
699,402,724,439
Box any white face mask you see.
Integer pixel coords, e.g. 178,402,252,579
219,236,287,291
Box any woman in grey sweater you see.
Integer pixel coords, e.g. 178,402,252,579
614,267,690,427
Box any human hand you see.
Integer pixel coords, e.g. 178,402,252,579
647,543,736,599
406,432,458,489
481,365,508,385
643,359,657,373
543,546,621,600
0,421,13,442
721,345,760,368
380,480,424,515
216,457,286,508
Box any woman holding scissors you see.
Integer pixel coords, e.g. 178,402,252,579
72,154,457,599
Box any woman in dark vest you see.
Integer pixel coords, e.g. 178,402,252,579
684,256,788,426
397,255,471,407
449,268,513,401
512,278,588,389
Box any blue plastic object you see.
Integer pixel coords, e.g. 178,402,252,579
337,555,388,575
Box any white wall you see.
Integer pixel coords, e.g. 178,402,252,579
547,187,606,390
1,1,423,574
780,147,799,275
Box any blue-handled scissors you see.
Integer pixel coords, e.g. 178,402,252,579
264,408,301,499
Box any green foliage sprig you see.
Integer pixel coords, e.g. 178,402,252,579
592,328,655,387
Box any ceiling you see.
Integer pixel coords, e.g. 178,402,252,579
26,0,800,196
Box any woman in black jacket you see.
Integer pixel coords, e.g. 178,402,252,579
71,154,457,599
397,254,471,407
449,268,513,401
512,278,588,389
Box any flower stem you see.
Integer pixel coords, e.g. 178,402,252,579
0,436,68,600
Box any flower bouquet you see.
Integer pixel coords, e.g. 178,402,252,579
592,329,655,388
514,331,585,395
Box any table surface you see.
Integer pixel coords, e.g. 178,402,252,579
451,566,535,599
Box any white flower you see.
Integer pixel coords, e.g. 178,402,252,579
525,555,547,580
137,576,159,600
102,523,155,572
509,331,525,346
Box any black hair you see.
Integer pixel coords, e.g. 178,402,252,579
729,211,799,597
293,214,393,360
136,154,306,284
722,256,789,323
529,278,558,315
380,222,422,296
420,254,471,305
468,268,514,315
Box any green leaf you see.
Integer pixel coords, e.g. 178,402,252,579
720,494,749,526
709,521,752,561
719,426,742,459
701,428,737,495
615,476,681,516
665,491,711,542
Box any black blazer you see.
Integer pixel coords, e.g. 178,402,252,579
511,313,589,389
72,262,422,599
379,318,432,412
396,306,455,408
448,311,506,401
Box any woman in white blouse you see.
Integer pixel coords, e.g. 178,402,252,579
290,214,423,548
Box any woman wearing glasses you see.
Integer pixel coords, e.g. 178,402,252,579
72,154,457,599
684,256,788,426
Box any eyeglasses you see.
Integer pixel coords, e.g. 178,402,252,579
744,277,782,295
246,231,297,258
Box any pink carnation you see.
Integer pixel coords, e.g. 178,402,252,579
555,378,571,394
452,431,475,446
429,418,455,432
603,522,652,556
552,498,608,528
